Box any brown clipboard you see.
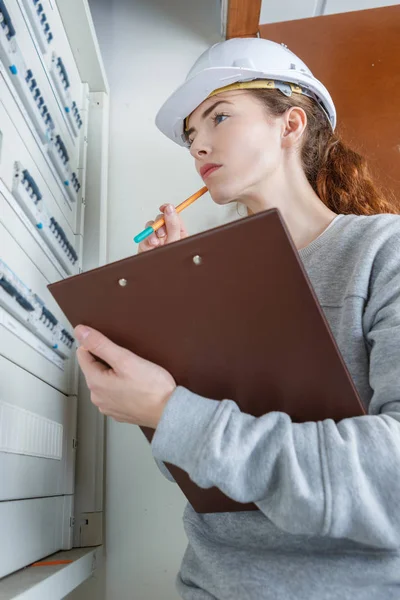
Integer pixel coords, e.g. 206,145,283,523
48,208,365,513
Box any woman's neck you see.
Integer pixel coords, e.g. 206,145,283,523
241,168,337,250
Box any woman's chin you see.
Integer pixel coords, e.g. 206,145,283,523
207,184,239,206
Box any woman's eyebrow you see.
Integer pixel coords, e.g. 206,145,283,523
185,100,233,137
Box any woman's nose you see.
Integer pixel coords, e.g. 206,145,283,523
190,135,210,159
193,148,207,158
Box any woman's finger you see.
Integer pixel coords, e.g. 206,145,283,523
144,220,161,245
138,207,187,252
163,204,181,243
137,220,158,253
161,205,188,240
76,346,109,391
180,219,189,238
153,214,166,238
148,233,159,246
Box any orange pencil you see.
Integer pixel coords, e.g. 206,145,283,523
134,186,208,244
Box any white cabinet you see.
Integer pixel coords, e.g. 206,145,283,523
0,0,108,596
0,355,77,503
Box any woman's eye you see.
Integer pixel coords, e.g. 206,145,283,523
213,113,228,125
187,113,228,147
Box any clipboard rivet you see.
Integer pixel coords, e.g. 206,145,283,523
193,255,202,266
118,278,128,287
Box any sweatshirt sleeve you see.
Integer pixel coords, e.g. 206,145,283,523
151,230,400,551
154,458,175,483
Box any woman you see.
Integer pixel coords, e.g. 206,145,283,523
75,38,400,599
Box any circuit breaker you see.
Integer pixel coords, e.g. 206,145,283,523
0,0,108,587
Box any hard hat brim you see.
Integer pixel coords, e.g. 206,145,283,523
155,66,336,146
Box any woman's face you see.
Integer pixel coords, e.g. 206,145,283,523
186,90,285,206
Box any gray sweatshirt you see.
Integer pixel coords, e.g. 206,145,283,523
151,212,400,600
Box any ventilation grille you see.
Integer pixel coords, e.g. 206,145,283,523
0,401,63,460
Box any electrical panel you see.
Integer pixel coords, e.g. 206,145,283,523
0,0,108,588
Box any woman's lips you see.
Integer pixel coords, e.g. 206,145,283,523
202,165,222,179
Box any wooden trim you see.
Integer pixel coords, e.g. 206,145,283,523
226,0,262,39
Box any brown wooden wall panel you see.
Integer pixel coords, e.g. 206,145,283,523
259,5,400,205
227,0,261,39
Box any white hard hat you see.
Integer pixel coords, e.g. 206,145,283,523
155,38,336,147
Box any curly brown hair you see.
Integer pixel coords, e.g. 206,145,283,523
247,89,398,215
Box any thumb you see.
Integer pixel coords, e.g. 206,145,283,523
74,325,125,369
163,205,182,242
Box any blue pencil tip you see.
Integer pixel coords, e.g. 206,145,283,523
134,226,154,244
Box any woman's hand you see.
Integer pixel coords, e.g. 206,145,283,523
138,203,188,253
74,325,176,429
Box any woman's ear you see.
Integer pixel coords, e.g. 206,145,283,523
282,107,307,147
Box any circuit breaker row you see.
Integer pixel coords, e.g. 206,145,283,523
0,0,86,198
0,0,90,579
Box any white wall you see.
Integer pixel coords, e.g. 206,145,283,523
68,0,239,598
91,0,239,266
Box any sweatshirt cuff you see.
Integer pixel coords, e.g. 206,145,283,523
151,385,220,474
